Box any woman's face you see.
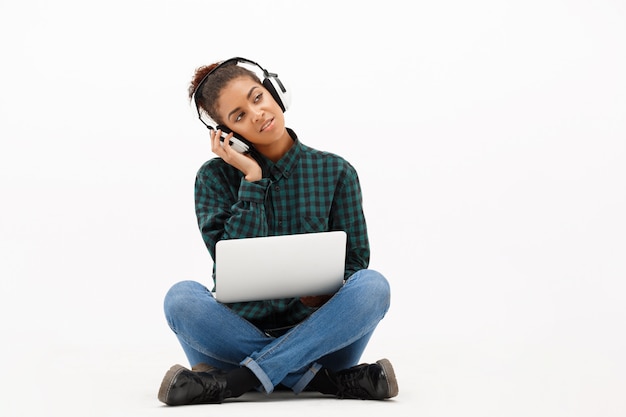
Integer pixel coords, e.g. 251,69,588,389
216,76,287,147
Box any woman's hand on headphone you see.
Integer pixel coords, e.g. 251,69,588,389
210,129,262,182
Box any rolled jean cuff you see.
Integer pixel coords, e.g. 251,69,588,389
292,362,322,394
241,357,274,394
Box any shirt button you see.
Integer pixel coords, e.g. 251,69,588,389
274,185,280,191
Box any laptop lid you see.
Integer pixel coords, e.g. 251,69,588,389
214,231,347,303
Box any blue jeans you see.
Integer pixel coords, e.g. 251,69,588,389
163,269,390,394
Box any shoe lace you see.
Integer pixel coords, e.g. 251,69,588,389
335,367,372,399
194,372,228,403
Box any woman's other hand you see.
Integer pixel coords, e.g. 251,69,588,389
300,294,333,308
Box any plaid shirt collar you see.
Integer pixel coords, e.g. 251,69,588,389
258,128,301,181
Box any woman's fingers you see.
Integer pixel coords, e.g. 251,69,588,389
210,129,233,156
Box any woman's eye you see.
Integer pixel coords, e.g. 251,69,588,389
254,92,263,103
235,112,244,122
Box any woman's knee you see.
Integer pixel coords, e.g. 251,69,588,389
348,269,391,311
353,269,389,292
163,280,210,324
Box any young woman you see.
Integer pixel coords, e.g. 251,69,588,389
158,58,398,405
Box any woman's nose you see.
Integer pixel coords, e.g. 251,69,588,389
252,107,264,122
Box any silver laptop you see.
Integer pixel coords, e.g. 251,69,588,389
214,231,347,303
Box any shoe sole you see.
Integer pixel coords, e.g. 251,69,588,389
377,359,399,398
157,364,187,405
159,361,399,402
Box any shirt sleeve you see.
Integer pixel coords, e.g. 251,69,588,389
194,159,271,262
330,163,370,279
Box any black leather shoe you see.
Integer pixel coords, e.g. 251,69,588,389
158,364,229,405
334,358,399,400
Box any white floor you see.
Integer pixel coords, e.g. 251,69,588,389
3,263,625,417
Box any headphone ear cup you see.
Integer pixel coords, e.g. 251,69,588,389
216,125,247,142
216,124,232,134
263,77,291,112
216,124,253,152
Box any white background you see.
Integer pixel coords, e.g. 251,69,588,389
1,1,625,416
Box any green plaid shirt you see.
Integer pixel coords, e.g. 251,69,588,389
194,129,370,326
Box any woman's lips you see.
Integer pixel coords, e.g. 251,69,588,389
260,118,274,132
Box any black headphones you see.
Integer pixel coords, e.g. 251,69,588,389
191,57,291,153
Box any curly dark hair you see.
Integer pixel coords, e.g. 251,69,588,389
189,61,262,125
